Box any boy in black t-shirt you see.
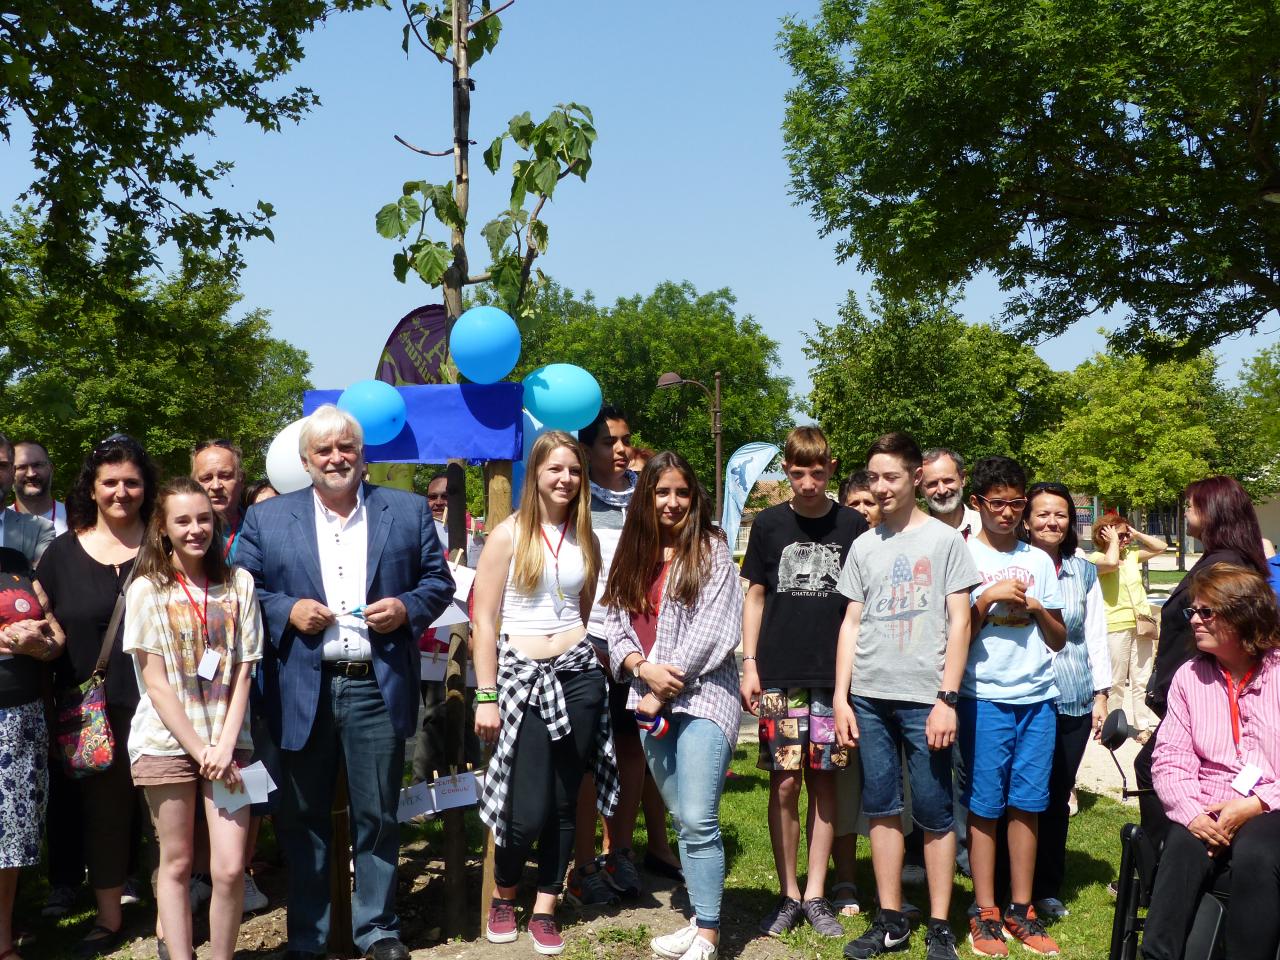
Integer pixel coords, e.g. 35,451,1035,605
741,426,869,938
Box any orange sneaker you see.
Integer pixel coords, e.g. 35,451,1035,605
968,906,1009,957
1003,905,1059,956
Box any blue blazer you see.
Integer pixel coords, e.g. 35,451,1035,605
238,483,454,750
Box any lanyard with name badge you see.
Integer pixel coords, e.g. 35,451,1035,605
177,573,220,680
541,521,569,602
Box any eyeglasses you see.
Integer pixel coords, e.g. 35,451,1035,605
977,495,1028,511
1183,606,1217,623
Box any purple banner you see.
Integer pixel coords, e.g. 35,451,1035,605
377,304,448,386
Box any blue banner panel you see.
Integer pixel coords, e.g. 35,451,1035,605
304,383,523,463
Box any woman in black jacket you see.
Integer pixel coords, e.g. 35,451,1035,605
1134,475,1270,840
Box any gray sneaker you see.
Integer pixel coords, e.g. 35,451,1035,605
604,848,642,898
760,896,804,937
803,897,845,937
565,861,619,907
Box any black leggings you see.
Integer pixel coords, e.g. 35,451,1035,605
1142,811,1280,960
493,667,606,894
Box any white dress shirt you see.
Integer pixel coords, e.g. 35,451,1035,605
316,486,373,662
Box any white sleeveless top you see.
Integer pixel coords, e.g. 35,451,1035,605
500,522,588,634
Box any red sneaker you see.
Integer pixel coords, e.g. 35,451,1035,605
485,898,518,944
528,913,564,955
1003,905,1059,956
968,906,1009,957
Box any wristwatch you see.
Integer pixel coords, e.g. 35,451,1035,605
936,689,959,707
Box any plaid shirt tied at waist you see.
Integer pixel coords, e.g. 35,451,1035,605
478,638,620,847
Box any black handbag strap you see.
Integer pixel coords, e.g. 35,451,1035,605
93,563,136,676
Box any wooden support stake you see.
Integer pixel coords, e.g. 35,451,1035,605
477,459,513,936
328,762,356,957
442,458,470,937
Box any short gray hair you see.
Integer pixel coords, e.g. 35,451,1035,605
298,404,363,457
922,447,965,475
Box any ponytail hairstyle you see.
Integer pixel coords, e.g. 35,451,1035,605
133,477,231,588
604,451,724,615
511,431,599,595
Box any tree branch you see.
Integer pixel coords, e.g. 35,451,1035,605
465,272,492,284
468,0,515,30
556,158,580,181
395,134,455,157
401,0,454,64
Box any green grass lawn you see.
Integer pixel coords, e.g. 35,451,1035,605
1147,570,1187,588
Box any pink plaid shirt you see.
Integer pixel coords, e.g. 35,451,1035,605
1153,649,1280,827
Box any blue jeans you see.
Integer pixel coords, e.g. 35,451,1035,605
642,716,731,930
276,670,405,953
850,696,954,833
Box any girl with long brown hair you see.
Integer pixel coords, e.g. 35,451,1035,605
472,430,614,955
123,476,262,960
604,452,743,960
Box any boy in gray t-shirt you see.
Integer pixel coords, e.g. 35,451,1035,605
833,433,979,960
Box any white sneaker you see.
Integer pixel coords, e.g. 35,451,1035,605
189,875,213,909
242,874,268,912
651,918,698,959
676,934,717,960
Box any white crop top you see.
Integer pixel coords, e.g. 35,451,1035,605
500,522,589,634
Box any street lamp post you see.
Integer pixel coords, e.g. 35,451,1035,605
656,370,723,520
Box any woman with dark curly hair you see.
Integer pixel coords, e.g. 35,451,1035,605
1143,563,1280,960
37,434,158,958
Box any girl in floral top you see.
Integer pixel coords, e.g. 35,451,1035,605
123,477,263,960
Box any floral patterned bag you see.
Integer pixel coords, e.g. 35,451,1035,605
55,675,115,777
53,570,131,778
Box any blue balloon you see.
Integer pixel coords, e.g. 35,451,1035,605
511,461,525,501
337,380,407,446
450,305,522,384
522,363,602,432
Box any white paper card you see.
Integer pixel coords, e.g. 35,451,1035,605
448,562,477,603
419,653,479,688
1232,762,1262,796
397,781,435,822
429,599,470,629
211,761,276,813
431,771,480,812
197,648,221,681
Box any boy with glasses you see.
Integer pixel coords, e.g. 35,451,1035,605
960,457,1066,957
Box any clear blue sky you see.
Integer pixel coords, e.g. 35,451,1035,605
2,2,1273,403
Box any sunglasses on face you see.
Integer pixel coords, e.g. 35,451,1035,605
1183,606,1217,623
977,494,1028,511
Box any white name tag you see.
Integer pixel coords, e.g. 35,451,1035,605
1232,763,1263,797
197,648,221,681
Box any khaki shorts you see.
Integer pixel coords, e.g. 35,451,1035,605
131,749,252,787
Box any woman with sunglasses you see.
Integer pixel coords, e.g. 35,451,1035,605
37,435,158,957
1142,562,1280,960
1088,513,1168,742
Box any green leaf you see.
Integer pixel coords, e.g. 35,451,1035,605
481,216,513,261
403,179,426,197
530,157,559,197
508,112,535,148
483,135,504,175
412,241,452,285
528,219,548,253
401,24,411,55
375,202,406,240
393,251,410,283
398,194,422,225
428,184,464,231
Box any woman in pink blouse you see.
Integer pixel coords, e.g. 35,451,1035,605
1145,563,1280,960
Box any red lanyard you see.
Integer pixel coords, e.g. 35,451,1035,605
176,572,210,643
222,519,238,560
651,560,673,618
540,521,568,601
1221,664,1257,748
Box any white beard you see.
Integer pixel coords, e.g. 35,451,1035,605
928,490,963,515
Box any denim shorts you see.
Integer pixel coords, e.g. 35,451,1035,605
850,695,954,833
757,687,849,772
957,697,1055,819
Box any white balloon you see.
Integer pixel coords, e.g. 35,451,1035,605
265,418,312,494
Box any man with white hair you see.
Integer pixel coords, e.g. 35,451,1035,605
238,405,454,960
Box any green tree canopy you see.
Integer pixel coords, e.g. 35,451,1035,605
1241,345,1280,455
805,292,1062,472
514,281,794,487
1025,351,1222,508
1,0,371,285
0,210,311,490
780,0,1280,356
